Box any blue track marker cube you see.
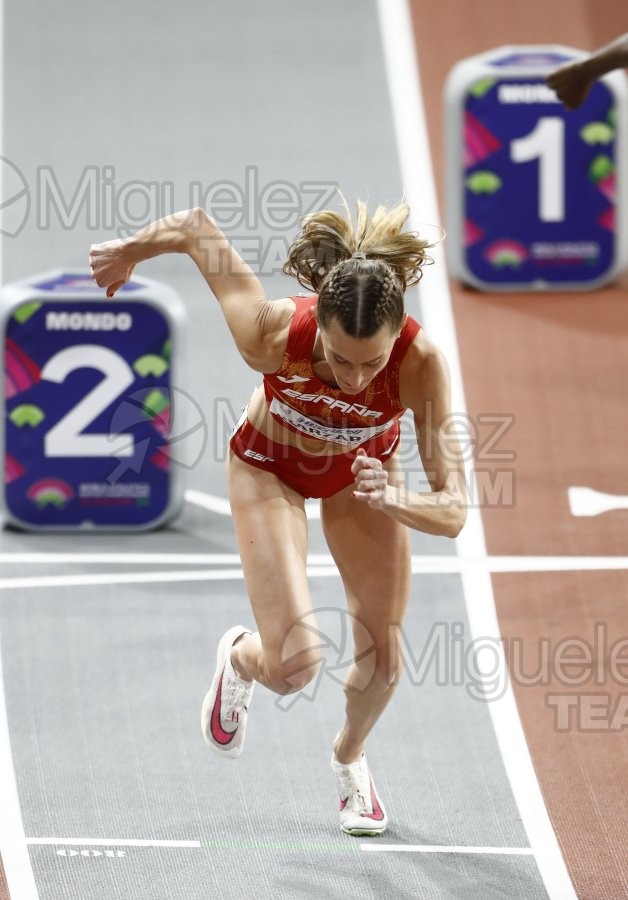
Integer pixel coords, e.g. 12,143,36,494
445,45,628,291
1,270,189,531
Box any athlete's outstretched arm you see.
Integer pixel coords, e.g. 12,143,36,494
547,33,628,109
89,208,286,369
352,345,467,538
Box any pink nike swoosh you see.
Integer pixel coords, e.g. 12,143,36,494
339,775,383,819
361,775,384,821
210,664,238,745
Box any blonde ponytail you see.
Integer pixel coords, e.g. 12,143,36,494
282,192,435,337
282,191,433,293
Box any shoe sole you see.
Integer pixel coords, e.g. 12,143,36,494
341,823,387,836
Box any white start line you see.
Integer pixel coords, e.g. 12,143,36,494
26,836,534,857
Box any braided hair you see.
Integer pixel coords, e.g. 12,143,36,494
282,192,434,338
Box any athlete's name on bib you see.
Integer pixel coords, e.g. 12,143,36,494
270,397,394,446
281,388,382,419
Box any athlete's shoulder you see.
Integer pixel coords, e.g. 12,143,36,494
272,296,299,321
254,295,317,374
407,328,449,376
282,294,318,343
398,328,450,410
243,297,294,373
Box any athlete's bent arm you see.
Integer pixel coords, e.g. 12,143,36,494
352,347,467,538
89,208,288,371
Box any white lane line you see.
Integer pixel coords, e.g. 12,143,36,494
0,553,333,565
376,3,577,899
360,845,533,855
27,838,200,849
184,489,233,516
461,555,628,573
568,486,628,517
0,570,251,590
0,0,41,892
1,553,628,571
0,553,242,565
0,568,337,590
185,488,321,520
0,637,40,900
1,556,628,591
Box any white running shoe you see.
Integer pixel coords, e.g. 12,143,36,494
331,751,388,836
201,626,255,759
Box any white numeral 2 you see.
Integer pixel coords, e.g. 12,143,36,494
42,345,135,458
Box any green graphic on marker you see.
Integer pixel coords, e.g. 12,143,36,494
490,250,522,268
580,122,614,145
133,354,169,377
469,77,495,99
9,404,45,427
142,388,169,418
589,154,615,202
589,154,614,181
466,170,502,194
12,302,42,324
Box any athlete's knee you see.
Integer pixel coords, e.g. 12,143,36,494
259,616,324,694
261,651,322,695
348,644,404,692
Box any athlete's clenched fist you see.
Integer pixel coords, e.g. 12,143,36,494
351,448,389,509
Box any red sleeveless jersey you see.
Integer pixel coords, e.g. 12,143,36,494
263,295,421,447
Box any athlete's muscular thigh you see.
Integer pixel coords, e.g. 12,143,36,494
227,452,319,681
321,454,411,658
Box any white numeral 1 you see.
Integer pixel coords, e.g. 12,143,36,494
42,345,135,458
511,117,565,222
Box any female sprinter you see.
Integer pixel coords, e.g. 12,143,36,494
89,198,467,837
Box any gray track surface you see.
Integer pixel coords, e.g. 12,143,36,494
1,1,548,897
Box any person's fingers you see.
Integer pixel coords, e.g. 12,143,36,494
351,456,381,475
107,280,125,298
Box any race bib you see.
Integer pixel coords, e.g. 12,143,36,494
269,398,394,446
